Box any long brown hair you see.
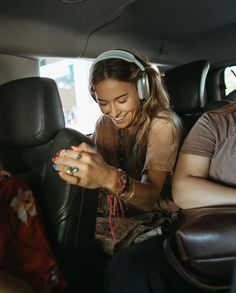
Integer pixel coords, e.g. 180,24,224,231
89,49,181,160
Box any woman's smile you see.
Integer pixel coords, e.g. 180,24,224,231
111,113,128,124
94,78,140,128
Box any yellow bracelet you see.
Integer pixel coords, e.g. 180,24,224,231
121,179,135,204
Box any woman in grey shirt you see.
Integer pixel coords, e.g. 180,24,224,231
173,101,236,208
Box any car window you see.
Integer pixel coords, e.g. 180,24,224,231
40,57,101,134
224,66,236,96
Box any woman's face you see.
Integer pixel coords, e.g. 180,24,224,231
94,78,141,128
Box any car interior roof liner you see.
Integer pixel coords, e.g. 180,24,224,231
60,0,86,4
81,0,143,56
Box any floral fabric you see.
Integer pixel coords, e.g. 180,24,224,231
0,174,67,292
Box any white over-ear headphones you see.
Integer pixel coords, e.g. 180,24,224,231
91,50,150,100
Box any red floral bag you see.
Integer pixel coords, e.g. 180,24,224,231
0,173,67,292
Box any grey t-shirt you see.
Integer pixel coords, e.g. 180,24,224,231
181,111,236,187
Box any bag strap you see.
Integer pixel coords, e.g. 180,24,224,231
163,236,231,291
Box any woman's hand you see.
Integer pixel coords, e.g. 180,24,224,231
53,142,119,190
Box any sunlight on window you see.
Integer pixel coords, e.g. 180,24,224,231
225,66,236,96
40,58,101,134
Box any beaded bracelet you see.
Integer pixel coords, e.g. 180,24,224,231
117,168,128,195
102,168,135,240
102,168,127,197
110,168,135,204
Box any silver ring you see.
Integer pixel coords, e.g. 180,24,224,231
65,166,79,175
76,153,82,159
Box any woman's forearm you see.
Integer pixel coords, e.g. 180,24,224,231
173,175,236,209
106,168,167,212
125,179,161,211
105,169,160,211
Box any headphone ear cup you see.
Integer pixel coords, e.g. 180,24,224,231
137,72,150,100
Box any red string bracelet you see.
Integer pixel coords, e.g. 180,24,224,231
106,168,127,240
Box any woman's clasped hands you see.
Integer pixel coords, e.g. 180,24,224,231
52,142,117,191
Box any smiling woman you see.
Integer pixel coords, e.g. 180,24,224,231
2,0,236,292
53,49,182,258
94,79,140,128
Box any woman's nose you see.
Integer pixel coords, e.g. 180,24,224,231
109,104,119,117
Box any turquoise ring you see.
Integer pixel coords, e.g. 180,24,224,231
76,153,82,159
65,166,79,175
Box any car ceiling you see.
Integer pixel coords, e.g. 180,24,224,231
1,0,236,67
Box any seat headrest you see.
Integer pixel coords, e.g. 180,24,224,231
0,77,65,148
164,60,210,114
225,89,236,102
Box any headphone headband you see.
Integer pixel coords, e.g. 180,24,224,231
91,50,150,100
92,50,145,71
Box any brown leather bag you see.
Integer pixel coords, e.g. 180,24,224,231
164,206,236,290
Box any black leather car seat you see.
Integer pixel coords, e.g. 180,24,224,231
164,60,210,133
0,77,99,291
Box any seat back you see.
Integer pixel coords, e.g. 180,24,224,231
203,99,232,112
0,77,99,288
164,60,210,132
225,89,236,102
